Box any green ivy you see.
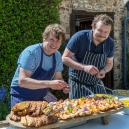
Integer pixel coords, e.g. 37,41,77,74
0,0,61,86
0,103,10,120
0,85,11,120
0,0,62,120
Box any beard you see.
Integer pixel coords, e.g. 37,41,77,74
94,35,106,43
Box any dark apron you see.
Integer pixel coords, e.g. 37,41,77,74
69,41,107,99
11,44,56,108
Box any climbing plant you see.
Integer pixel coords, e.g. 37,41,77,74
0,0,63,120
0,0,61,86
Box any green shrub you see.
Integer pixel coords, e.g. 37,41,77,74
0,0,62,120
0,86,11,120
0,0,62,87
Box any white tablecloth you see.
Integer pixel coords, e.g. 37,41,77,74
1,112,129,129
69,112,129,129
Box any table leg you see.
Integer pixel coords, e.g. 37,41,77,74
100,115,110,125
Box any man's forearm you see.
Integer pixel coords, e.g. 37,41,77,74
63,57,84,71
19,77,51,89
103,63,113,73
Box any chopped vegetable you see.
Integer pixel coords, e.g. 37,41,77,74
81,96,85,100
83,107,88,111
67,107,73,113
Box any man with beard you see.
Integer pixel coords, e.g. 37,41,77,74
62,14,114,99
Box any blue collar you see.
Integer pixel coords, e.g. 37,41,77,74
88,30,93,43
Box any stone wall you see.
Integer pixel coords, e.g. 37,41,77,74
59,0,129,89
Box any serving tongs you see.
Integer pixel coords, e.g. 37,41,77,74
45,107,63,119
81,81,116,97
44,107,53,119
97,84,114,95
81,86,95,96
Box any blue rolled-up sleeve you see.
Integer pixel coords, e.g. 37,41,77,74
17,50,36,72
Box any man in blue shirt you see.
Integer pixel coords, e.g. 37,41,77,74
62,14,114,99
11,24,71,108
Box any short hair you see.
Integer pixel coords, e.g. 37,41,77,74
92,14,114,30
42,24,66,43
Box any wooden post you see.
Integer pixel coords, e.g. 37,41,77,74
100,115,110,125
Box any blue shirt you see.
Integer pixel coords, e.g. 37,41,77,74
11,43,63,87
67,30,114,63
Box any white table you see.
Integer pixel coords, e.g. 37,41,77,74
68,112,129,129
1,112,128,129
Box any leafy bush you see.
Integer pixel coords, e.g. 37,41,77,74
0,86,11,120
0,0,62,86
0,0,62,120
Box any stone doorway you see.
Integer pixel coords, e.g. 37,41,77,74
70,10,114,89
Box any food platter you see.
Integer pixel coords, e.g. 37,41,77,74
6,106,124,129
6,94,125,129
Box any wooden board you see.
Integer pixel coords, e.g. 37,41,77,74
6,106,124,129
